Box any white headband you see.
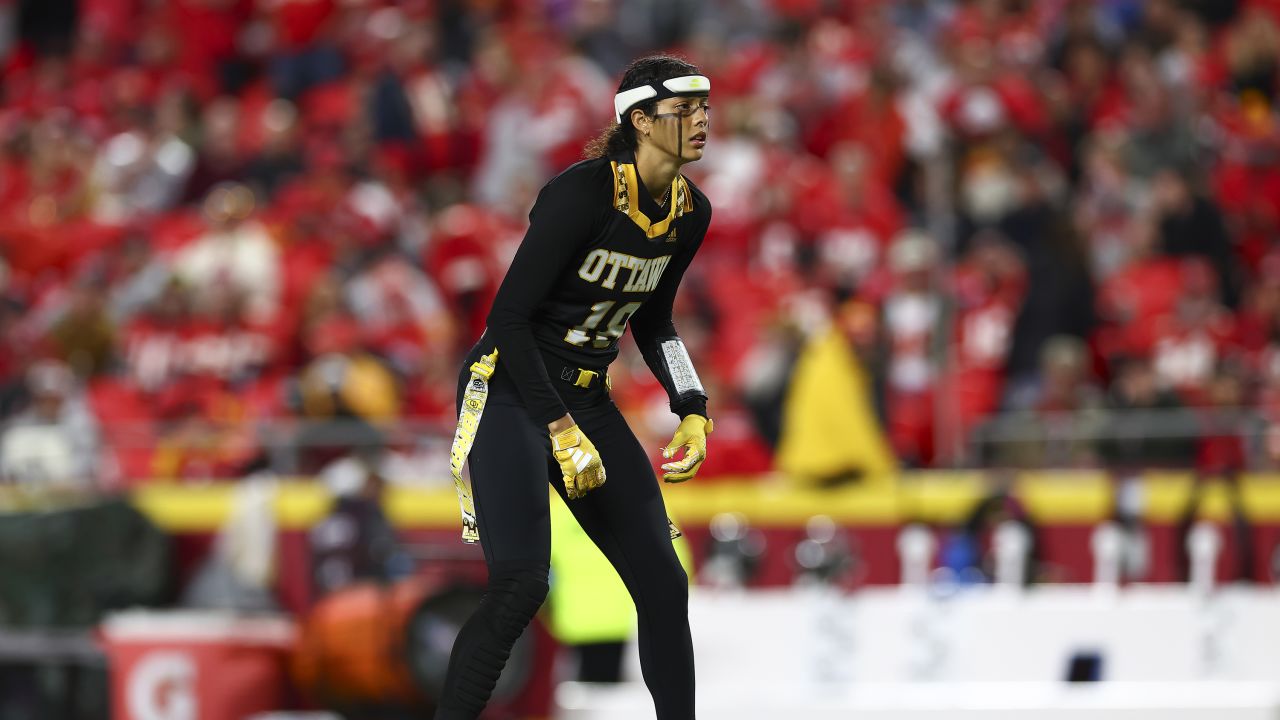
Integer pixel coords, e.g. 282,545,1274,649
613,75,711,123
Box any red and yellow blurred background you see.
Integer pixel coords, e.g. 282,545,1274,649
5,0,1280,718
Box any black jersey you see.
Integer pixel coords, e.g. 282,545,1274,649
483,150,712,427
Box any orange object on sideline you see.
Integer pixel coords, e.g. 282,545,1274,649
291,577,437,706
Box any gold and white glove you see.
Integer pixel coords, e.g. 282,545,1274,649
551,425,607,499
661,414,713,483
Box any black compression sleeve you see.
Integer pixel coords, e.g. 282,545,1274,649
629,209,710,419
486,177,598,426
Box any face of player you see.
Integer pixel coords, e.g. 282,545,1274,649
649,95,710,163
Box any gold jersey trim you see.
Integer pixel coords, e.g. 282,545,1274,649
611,161,693,239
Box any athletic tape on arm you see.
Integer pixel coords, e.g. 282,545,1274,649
660,338,704,397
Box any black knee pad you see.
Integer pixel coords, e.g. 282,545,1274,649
481,561,549,642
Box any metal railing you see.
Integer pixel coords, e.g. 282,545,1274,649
969,406,1270,470
1,405,1274,490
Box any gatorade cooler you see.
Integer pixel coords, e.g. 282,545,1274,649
100,611,297,720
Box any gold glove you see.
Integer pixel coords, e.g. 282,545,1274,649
551,424,607,499
661,414,713,483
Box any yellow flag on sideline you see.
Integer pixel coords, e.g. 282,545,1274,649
776,325,897,485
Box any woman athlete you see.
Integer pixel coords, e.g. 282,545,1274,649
435,54,714,720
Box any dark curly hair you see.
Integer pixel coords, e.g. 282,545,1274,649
583,54,701,159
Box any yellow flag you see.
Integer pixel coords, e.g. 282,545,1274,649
776,325,898,485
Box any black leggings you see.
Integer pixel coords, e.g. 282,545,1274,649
433,354,695,720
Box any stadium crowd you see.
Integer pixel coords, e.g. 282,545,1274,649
1,0,1280,490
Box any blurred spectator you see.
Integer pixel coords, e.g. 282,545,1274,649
810,141,905,294
1116,47,1201,179
6,0,1280,480
1150,166,1242,308
1211,90,1280,275
293,305,399,474
261,0,344,100
0,117,94,244
1195,363,1257,475
90,90,197,222
424,203,515,348
0,359,100,493
1149,258,1238,403
121,278,197,393
1095,214,1181,358
104,231,172,326
1003,208,1097,408
183,97,246,203
310,445,411,597
939,232,1025,462
983,335,1104,468
188,283,279,385
172,182,281,324
149,389,260,481
48,278,115,377
116,275,278,396
1074,134,1147,281
242,99,305,200
1098,354,1197,470
182,474,281,612
344,242,454,377
569,0,637,77
1224,6,1280,102
731,290,808,450
469,30,611,207
940,477,1042,586
880,229,943,466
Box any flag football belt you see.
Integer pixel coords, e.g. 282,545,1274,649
553,364,681,539
449,352,681,543
557,365,610,390
449,349,499,543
